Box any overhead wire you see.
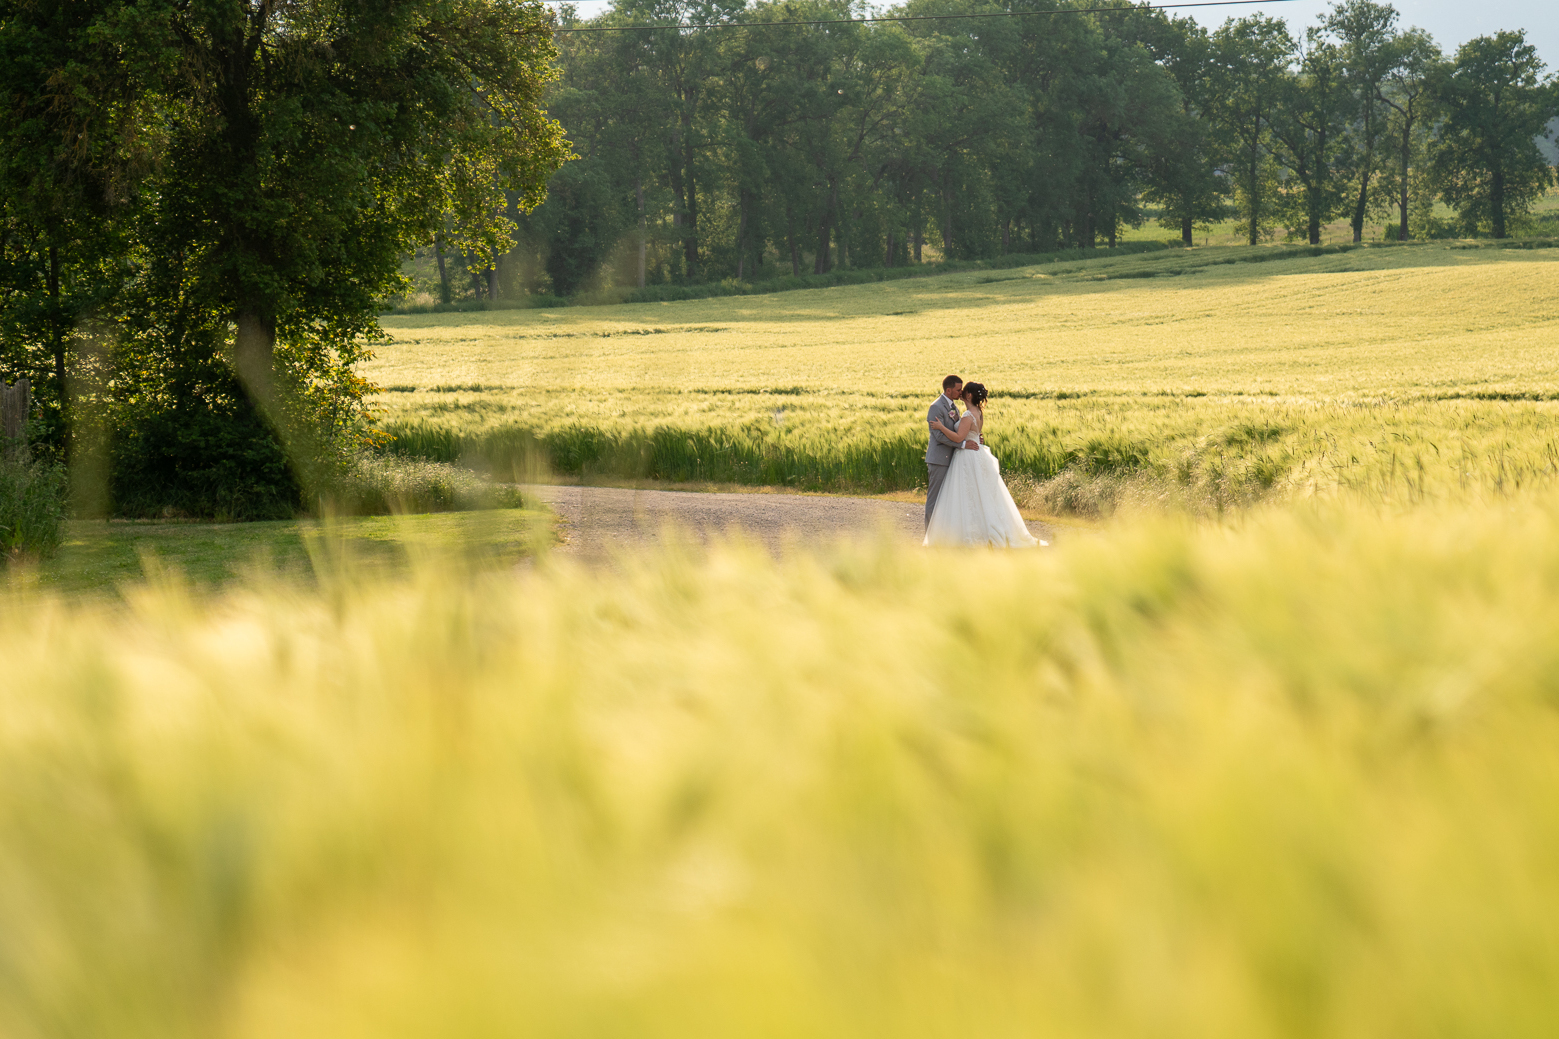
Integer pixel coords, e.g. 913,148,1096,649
547,0,1299,33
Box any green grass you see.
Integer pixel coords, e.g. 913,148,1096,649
370,238,1559,511
1117,185,1559,246
20,507,551,596
387,241,1180,313
7,497,1559,1036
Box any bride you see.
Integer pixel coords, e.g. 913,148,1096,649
923,382,1044,548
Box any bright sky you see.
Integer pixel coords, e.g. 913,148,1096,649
547,0,1558,68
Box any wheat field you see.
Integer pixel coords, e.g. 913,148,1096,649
8,241,1559,1038
7,499,1559,1038
371,241,1559,506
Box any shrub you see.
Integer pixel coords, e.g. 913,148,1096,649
324,454,527,515
0,453,68,559
110,387,302,521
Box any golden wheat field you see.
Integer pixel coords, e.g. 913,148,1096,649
9,242,1559,1039
370,241,1559,507
7,499,1559,1039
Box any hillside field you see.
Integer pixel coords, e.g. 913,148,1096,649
372,240,1559,511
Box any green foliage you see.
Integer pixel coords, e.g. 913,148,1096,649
1268,31,1355,243
0,0,570,518
462,0,1551,299
0,452,67,558
1431,31,1559,238
331,454,529,515
1208,16,1295,247
34,506,549,594
535,158,635,296
108,376,303,521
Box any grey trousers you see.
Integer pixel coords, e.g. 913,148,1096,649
925,462,950,530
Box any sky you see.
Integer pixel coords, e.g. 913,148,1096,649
546,0,1559,69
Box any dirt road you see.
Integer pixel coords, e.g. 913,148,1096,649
523,484,1057,559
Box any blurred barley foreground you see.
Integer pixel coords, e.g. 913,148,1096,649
5,498,1559,1038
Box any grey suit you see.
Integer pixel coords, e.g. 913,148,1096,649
924,393,962,529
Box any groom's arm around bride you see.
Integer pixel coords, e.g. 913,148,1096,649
924,375,963,530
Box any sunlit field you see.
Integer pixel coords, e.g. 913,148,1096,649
7,498,1559,1038
10,240,1559,1037
371,240,1559,510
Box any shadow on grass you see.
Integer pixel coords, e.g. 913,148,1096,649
17,508,554,598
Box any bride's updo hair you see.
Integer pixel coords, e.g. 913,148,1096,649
963,382,988,407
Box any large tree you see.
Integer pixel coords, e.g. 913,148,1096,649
1375,26,1443,240
1208,16,1294,246
1269,29,1354,244
139,0,568,412
1431,30,1558,239
2,0,568,515
0,0,153,448
1138,15,1228,246
1326,0,1399,242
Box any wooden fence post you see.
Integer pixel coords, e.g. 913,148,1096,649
1,379,30,459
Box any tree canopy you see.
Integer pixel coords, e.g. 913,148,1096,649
489,0,1558,299
0,0,568,516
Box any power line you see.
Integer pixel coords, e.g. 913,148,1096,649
549,0,1298,33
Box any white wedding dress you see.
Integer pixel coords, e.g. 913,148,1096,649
924,412,1043,549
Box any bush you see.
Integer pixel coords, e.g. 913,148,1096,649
110,388,303,521
0,453,68,559
324,454,527,515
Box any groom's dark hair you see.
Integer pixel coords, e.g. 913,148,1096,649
942,374,963,391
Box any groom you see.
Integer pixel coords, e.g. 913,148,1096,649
925,374,973,529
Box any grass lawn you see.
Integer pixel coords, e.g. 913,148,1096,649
17,507,552,597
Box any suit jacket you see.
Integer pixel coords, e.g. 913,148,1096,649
925,394,962,466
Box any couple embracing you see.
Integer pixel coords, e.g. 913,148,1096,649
923,375,1044,549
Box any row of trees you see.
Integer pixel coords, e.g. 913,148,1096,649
0,0,566,516
490,0,1558,297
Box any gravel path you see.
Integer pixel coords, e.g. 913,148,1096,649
523,484,1057,559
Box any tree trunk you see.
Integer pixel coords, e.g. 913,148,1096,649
669,153,685,279
1001,218,1011,253
234,309,278,413
1306,171,1322,245
1351,163,1371,243
487,264,498,301
1182,216,1194,246
1398,120,1412,240
786,207,800,276
885,229,895,267
735,190,750,280
1248,140,1261,246
434,237,451,304
683,146,699,280
636,179,646,289
814,182,838,275
939,173,953,259
46,244,65,402
1491,165,1506,239
913,226,923,263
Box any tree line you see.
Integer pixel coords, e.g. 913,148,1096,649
478,0,1558,299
